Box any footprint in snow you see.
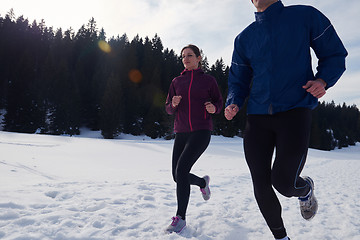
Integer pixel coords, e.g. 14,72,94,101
0,202,25,210
45,191,59,199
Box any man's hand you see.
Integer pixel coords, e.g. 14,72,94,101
303,79,327,99
224,104,239,120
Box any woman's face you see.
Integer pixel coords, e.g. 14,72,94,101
181,48,201,70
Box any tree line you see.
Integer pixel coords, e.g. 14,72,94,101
0,10,359,150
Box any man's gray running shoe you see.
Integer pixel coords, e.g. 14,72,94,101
299,176,318,220
200,175,211,201
165,216,186,233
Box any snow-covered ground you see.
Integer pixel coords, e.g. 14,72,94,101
0,130,359,240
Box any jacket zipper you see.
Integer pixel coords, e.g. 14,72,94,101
268,104,273,115
188,70,194,131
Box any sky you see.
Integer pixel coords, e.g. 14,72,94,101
1,0,360,106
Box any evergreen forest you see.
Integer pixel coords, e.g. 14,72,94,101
1,11,359,151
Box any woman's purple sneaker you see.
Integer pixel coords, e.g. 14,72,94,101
165,216,186,233
200,175,211,201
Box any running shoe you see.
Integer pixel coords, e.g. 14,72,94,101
165,216,186,233
200,175,211,201
299,176,318,220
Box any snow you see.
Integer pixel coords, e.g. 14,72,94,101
0,129,359,240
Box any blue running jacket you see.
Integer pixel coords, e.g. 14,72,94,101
226,1,348,115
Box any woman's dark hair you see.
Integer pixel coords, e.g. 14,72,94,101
181,44,202,68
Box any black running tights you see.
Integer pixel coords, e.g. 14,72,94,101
244,108,312,239
172,130,211,220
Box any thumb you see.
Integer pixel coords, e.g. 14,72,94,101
303,81,312,89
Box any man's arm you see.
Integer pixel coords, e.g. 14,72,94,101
310,7,347,89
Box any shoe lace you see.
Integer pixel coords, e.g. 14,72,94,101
171,216,179,226
300,197,313,209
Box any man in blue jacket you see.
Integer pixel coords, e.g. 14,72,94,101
224,0,347,239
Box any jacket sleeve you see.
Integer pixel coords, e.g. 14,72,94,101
226,34,253,108
165,80,177,115
309,7,348,89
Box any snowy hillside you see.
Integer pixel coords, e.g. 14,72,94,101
0,130,359,239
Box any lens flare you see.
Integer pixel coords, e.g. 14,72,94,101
153,92,166,107
98,40,111,53
128,69,143,83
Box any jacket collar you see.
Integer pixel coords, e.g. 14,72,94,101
255,0,283,22
181,67,203,75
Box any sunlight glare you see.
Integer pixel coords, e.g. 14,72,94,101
128,69,143,83
98,40,111,53
153,92,166,107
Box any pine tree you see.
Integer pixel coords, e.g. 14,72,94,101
100,73,124,139
44,28,80,135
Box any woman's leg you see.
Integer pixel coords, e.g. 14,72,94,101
173,130,211,220
172,133,207,187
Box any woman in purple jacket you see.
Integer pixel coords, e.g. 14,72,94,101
164,44,223,233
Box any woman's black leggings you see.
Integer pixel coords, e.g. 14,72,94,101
244,108,312,239
172,130,211,220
